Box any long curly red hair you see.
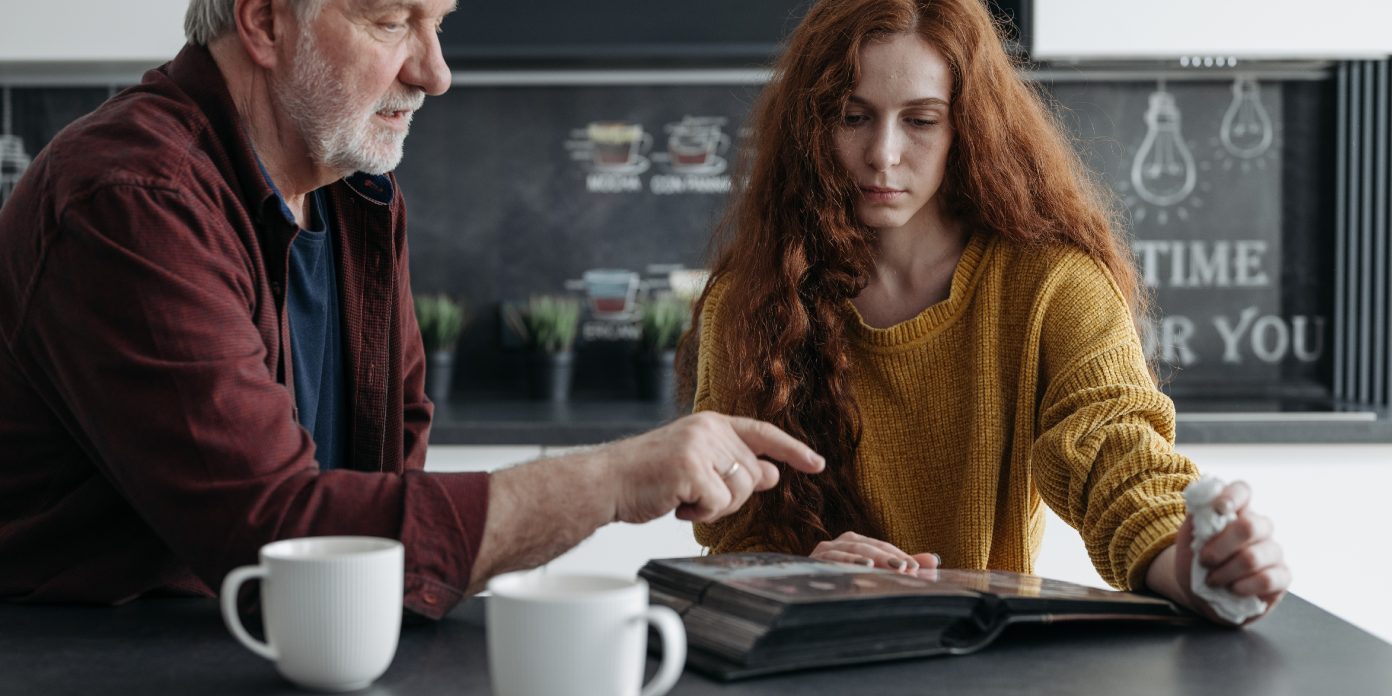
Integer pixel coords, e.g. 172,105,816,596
677,0,1147,555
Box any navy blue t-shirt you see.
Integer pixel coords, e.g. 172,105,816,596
287,189,347,470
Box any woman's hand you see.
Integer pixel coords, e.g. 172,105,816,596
810,531,940,573
1148,480,1291,626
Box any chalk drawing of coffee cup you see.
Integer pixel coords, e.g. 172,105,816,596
666,116,730,174
588,121,652,173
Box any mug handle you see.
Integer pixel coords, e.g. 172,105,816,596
640,605,686,696
220,564,277,661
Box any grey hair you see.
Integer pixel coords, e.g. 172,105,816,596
184,0,330,46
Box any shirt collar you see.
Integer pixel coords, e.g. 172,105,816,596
253,154,299,227
345,172,395,206
253,155,397,228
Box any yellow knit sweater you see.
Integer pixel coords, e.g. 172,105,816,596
693,233,1199,591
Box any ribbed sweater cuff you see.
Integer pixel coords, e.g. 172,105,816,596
1119,496,1187,591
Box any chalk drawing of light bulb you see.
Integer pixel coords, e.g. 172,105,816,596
1131,89,1196,207
1219,76,1273,159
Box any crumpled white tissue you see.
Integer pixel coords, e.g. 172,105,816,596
1182,475,1268,624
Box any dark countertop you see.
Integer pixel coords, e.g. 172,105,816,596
428,397,1392,446
1174,412,1392,443
2,594,1389,695
429,398,682,446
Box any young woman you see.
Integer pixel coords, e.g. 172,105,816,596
682,0,1288,624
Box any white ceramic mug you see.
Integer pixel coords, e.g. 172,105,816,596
220,536,404,692
487,572,686,696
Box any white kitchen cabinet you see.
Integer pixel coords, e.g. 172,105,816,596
424,445,542,473
545,516,702,577
0,0,187,64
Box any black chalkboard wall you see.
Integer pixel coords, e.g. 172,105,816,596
395,82,764,397
392,75,1335,401
1051,78,1335,399
437,0,1027,67
439,0,815,66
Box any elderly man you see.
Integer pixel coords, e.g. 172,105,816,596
0,0,824,619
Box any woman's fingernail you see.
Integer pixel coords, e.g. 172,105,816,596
1217,499,1234,515
932,553,943,566
860,558,874,567
890,559,907,570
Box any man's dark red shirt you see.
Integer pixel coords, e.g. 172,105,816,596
0,45,487,619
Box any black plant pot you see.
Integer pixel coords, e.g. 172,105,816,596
529,351,575,402
426,350,454,406
635,349,677,406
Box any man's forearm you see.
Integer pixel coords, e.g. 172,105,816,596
464,449,617,594
458,412,827,595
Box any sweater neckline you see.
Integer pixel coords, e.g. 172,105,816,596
846,232,993,349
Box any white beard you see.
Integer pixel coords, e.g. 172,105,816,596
272,29,425,176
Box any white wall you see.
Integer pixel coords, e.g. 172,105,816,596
428,442,1392,644
1036,443,1392,644
0,0,188,63
1032,0,1392,60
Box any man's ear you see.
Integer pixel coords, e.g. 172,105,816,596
233,0,289,70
